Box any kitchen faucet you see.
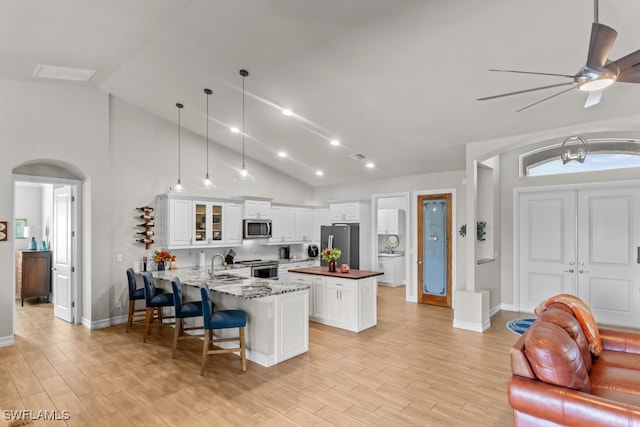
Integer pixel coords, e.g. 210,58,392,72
208,253,224,275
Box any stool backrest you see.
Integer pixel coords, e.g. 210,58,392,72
171,278,184,317
126,268,137,298
200,286,213,327
142,273,157,305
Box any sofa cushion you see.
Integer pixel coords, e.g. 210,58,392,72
538,306,592,372
524,321,591,392
596,350,640,370
590,364,640,395
534,294,602,356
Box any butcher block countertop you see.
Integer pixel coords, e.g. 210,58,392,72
288,266,383,280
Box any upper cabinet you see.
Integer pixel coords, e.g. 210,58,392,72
330,202,362,223
294,208,313,242
244,200,271,219
156,195,243,249
377,209,403,235
270,206,295,243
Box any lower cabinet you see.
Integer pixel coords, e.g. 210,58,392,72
289,273,377,332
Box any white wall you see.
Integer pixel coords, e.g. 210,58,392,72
14,185,43,251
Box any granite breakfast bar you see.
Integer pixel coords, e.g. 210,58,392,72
149,267,310,367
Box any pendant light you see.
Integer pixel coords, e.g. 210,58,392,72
173,102,184,192
560,135,588,164
234,69,255,182
201,88,215,188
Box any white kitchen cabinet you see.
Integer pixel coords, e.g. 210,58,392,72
377,208,403,235
313,208,331,242
275,290,309,363
244,200,271,219
377,255,405,286
192,201,224,245
330,202,361,222
326,279,356,327
166,198,192,247
294,208,314,242
270,206,295,243
224,203,243,245
156,195,243,249
289,271,377,332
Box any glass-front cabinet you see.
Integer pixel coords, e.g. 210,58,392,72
192,201,224,245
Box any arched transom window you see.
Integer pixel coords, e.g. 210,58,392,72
521,139,640,177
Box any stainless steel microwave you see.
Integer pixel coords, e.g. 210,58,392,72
243,219,272,239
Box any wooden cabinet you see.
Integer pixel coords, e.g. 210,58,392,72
16,250,52,306
244,200,271,219
377,208,403,235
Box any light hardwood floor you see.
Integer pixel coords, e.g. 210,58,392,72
1,287,525,426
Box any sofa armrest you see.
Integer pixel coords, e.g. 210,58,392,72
508,376,640,426
600,328,640,354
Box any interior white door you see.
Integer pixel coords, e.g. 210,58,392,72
519,190,577,313
576,187,640,326
53,185,73,322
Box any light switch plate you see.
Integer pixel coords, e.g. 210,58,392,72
116,254,123,263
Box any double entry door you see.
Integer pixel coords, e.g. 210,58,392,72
519,186,640,327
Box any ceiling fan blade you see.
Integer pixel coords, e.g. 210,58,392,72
477,82,576,101
516,86,578,112
488,69,576,78
617,67,640,83
584,90,603,108
610,49,640,73
586,22,617,69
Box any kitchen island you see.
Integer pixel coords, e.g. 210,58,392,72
150,268,309,367
288,266,383,333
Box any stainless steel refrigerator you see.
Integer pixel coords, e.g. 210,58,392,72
320,224,359,269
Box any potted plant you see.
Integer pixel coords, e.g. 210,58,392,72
321,247,342,272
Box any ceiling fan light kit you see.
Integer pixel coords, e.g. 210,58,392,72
478,0,640,111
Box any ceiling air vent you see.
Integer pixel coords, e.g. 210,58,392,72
350,153,366,161
32,64,96,82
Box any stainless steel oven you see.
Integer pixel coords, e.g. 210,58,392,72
251,263,278,280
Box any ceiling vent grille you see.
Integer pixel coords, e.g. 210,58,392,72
32,64,96,82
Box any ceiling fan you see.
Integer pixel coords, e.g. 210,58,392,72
478,0,640,112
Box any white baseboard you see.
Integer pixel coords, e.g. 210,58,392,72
110,314,128,326
81,317,112,330
0,335,15,347
489,305,502,317
500,303,519,312
453,319,491,333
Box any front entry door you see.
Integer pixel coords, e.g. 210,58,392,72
417,193,452,307
519,186,640,327
53,185,73,322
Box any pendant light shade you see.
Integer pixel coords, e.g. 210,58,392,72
201,88,215,188
234,69,255,182
561,135,588,164
173,102,184,192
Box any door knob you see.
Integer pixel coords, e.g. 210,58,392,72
564,269,574,273
417,260,423,264
579,269,590,274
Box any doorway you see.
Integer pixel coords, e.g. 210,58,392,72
13,176,80,326
518,185,640,327
417,193,452,307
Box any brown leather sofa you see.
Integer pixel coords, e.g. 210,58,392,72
508,302,640,426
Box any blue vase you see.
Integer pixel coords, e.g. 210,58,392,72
28,237,37,250
41,240,47,251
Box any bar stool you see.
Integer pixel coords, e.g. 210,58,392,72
142,273,174,343
200,286,247,375
126,268,164,332
171,278,204,358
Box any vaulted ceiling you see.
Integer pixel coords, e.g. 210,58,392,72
3,0,640,186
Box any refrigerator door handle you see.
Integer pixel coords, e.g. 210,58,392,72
328,235,334,249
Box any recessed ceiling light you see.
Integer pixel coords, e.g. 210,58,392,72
330,139,340,146
315,170,324,176
282,109,293,116
230,127,240,133
32,64,96,82
278,151,287,158
366,162,375,168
